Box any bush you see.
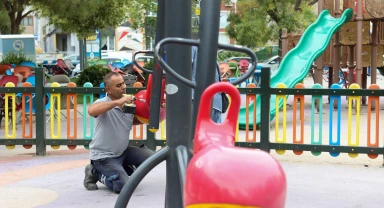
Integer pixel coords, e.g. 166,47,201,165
76,65,110,87
142,59,154,84
144,58,154,69
217,51,248,62
0,51,32,65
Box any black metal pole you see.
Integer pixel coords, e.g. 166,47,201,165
164,0,192,207
259,67,271,152
79,39,84,71
148,0,166,131
35,68,46,156
190,0,222,149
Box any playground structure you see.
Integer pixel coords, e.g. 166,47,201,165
237,7,353,128
282,0,384,94
236,0,384,128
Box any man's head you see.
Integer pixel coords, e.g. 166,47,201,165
103,72,126,100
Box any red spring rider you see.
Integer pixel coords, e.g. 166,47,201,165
184,82,287,208
134,74,166,125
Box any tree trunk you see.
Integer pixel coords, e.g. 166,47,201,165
278,29,282,63
3,0,33,34
10,20,19,34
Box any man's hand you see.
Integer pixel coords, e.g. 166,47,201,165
115,95,133,107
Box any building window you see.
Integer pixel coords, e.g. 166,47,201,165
20,17,33,26
220,12,229,28
218,33,230,44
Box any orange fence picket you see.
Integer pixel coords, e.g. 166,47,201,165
21,82,33,149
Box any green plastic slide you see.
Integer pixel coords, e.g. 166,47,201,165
238,8,353,129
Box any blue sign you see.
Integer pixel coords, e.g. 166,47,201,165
0,35,36,62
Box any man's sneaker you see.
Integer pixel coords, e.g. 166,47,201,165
84,164,98,191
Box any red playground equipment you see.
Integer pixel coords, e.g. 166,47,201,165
239,59,249,74
184,82,287,208
134,74,166,125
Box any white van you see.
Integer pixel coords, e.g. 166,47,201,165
102,51,132,62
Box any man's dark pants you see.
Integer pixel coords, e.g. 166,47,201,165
91,146,154,192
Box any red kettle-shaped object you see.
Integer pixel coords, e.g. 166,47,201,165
184,82,287,208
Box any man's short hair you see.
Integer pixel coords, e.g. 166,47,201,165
103,72,122,87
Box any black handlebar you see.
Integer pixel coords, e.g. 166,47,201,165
132,50,155,74
154,37,258,88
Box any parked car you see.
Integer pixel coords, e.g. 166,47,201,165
257,55,279,73
224,57,252,65
62,54,80,66
135,56,154,63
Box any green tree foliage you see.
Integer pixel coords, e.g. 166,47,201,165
2,0,34,34
0,3,11,34
32,0,132,38
226,0,318,48
125,0,157,30
125,0,157,49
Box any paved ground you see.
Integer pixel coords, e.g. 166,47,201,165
1,74,384,208
1,146,383,208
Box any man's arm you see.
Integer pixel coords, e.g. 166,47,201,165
88,100,119,117
88,95,133,117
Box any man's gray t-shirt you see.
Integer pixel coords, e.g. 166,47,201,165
89,96,134,160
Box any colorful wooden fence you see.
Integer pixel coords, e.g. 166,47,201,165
1,69,384,159
240,80,382,159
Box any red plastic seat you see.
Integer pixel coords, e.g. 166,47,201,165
239,59,249,74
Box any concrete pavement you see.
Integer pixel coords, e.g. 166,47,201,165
1,146,384,208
